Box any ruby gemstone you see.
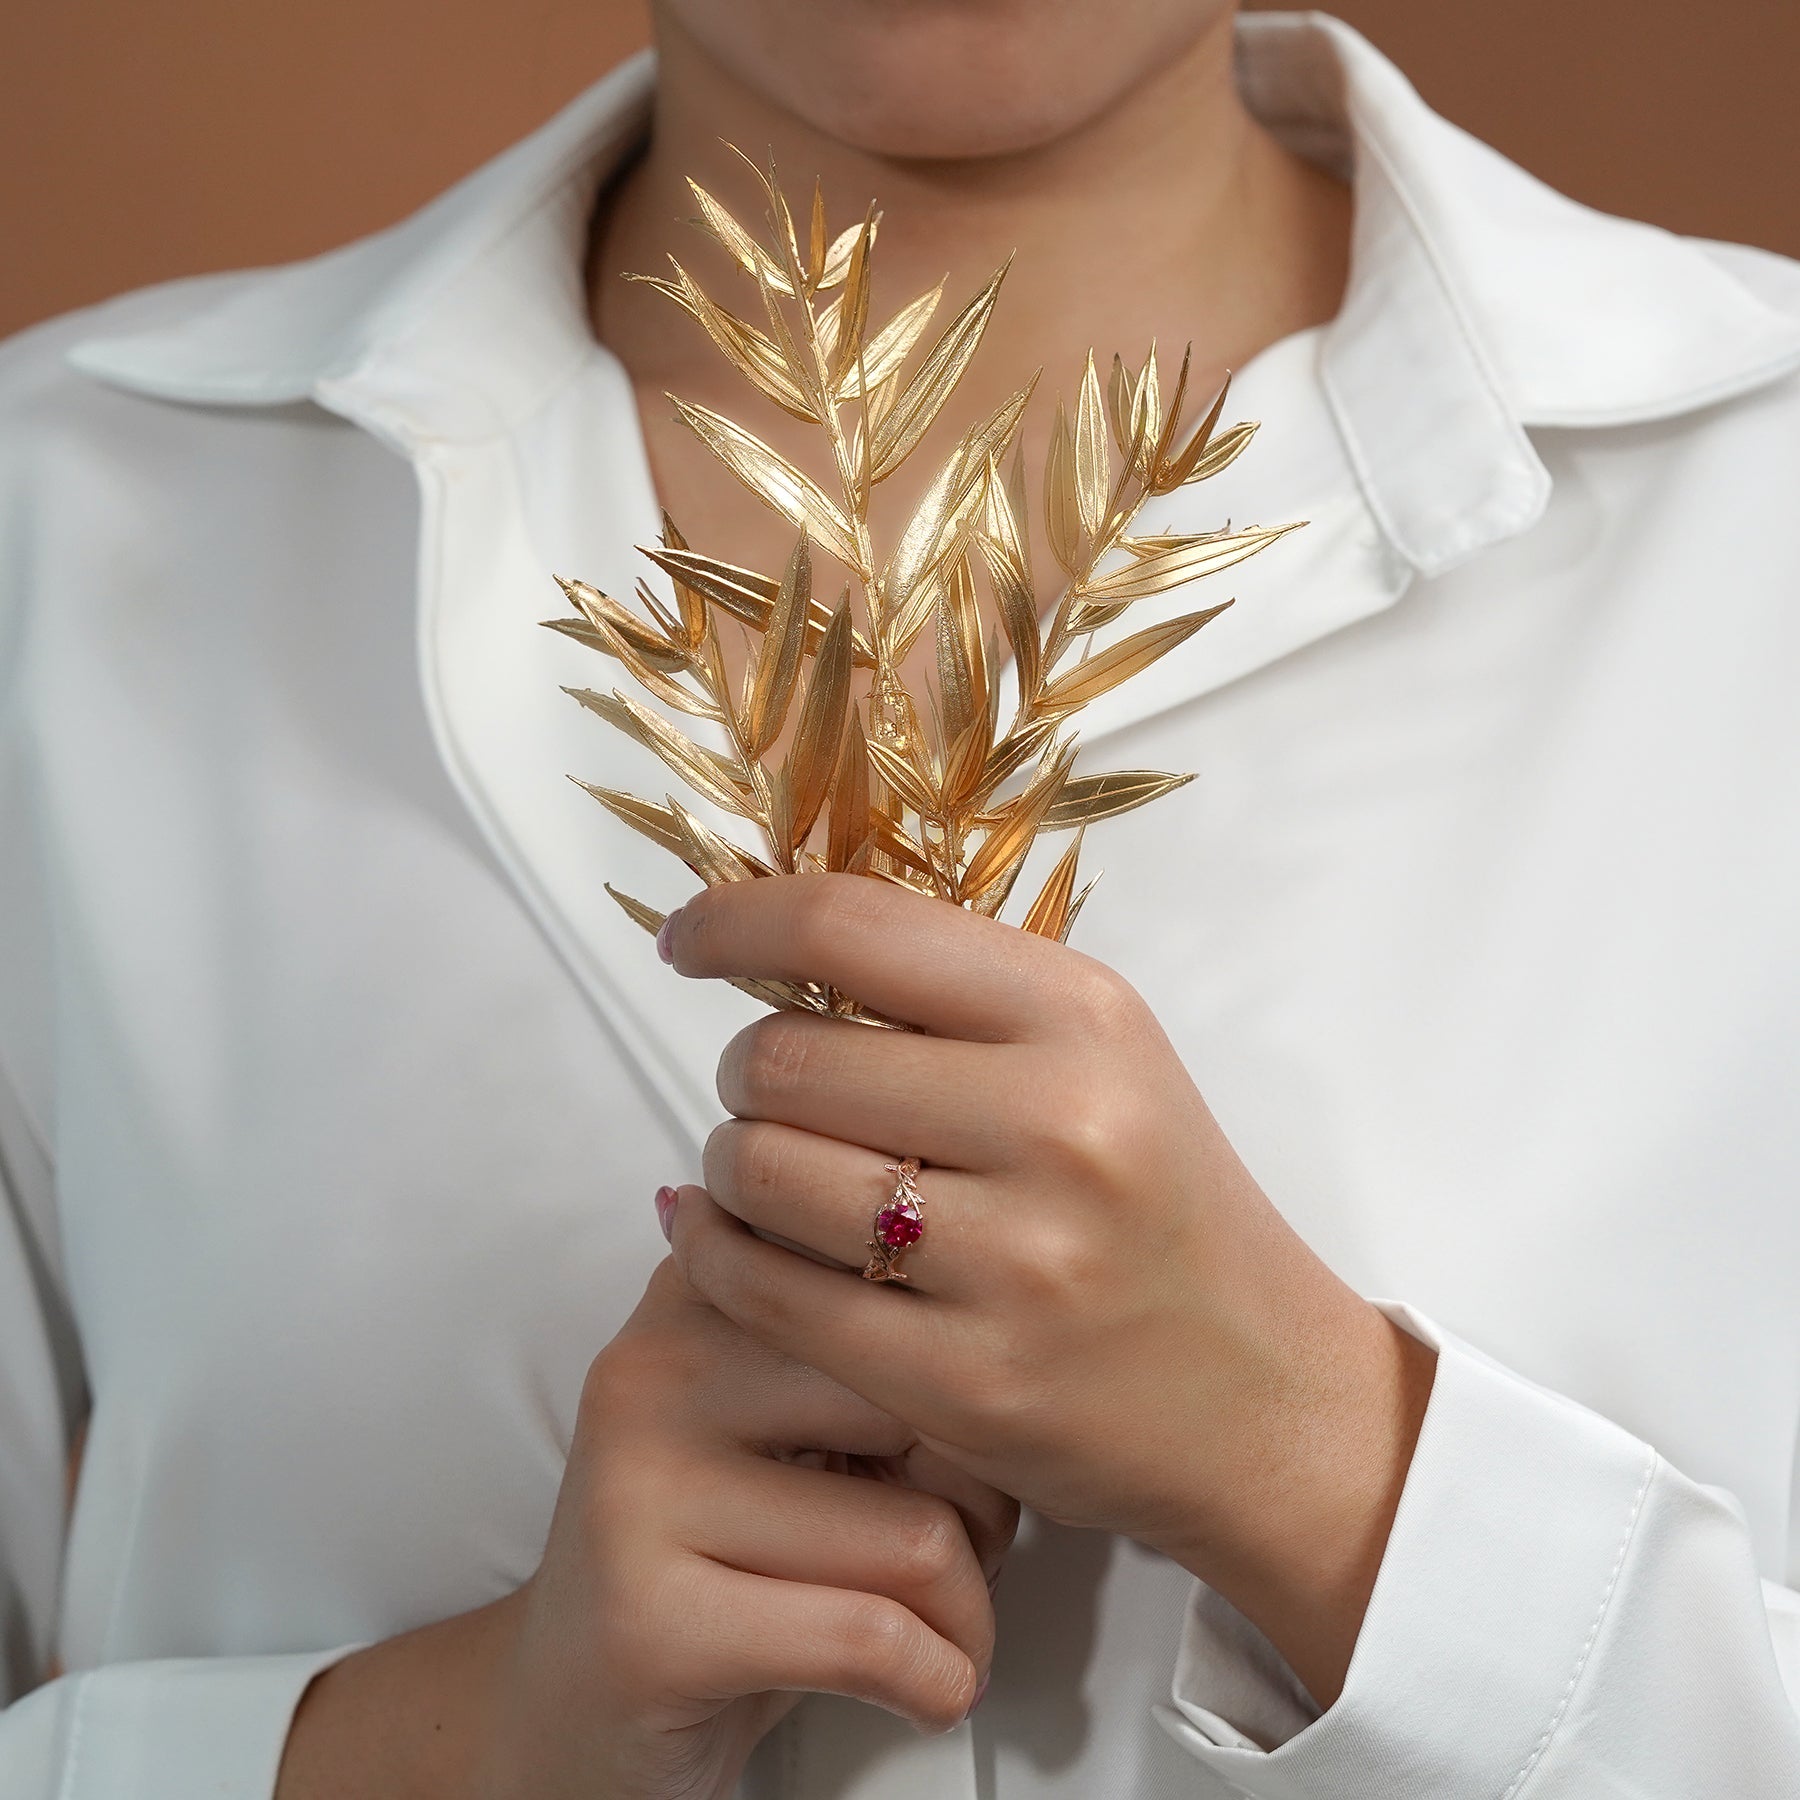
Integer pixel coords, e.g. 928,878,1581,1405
876,1207,923,1248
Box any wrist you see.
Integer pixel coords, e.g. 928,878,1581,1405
1155,1284,1436,1707
278,1587,524,1800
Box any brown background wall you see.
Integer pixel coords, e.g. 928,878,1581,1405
5,0,1797,344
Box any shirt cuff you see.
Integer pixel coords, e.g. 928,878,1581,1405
0,1645,364,1799
1153,1301,1657,1797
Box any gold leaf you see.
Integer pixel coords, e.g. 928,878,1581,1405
668,796,769,886
1020,830,1084,938
807,179,827,287
632,262,821,420
833,283,943,401
571,780,691,861
1003,437,1030,566
1035,604,1235,714
785,593,854,849
668,397,862,569
658,512,708,645
1044,399,1084,575
1073,350,1109,539
867,260,1009,482
826,702,871,874
1177,419,1259,486
1153,344,1193,470
744,532,812,756
640,545,780,629
567,614,725,723
870,813,939,882
866,736,940,817
825,209,876,392
605,884,667,936
976,713,1061,800
935,563,978,751
1128,347,1161,477
880,381,1031,636
1083,523,1300,602
1062,873,1100,942
686,179,795,295
640,544,872,665
1153,372,1231,490
1106,354,1132,460
552,575,689,673
961,740,1075,902
765,766,795,867
564,686,755,818
1040,769,1195,830
817,214,878,288
978,464,1041,704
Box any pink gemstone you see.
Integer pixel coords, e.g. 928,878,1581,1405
876,1206,923,1248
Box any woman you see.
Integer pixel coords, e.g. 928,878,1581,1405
3,3,1798,1796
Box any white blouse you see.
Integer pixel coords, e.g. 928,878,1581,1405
3,13,1800,1798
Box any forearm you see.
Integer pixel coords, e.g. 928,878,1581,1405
274,1590,521,1800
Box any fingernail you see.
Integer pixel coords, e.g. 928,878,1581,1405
964,1674,990,1721
655,910,680,965
654,1185,678,1241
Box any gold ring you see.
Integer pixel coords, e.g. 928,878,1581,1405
862,1157,925,1283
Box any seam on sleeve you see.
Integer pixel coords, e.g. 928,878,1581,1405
55,1669,89,1800
1498,1446,1658,1800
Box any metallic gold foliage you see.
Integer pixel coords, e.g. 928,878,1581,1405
545,156,1303,1017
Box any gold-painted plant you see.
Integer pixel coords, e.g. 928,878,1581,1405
545,155,1302,1019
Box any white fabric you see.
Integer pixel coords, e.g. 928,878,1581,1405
3,12,1800,1796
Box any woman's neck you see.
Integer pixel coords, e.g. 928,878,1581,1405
588,6,1350,574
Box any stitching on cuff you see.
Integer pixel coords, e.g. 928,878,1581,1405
1496,1446,1658,1800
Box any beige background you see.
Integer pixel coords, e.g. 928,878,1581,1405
5,0,1798,343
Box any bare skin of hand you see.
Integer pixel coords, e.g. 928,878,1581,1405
658,875,1438,1709
276,1258,1016,1800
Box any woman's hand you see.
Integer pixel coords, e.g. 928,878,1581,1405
278,1257,1015,1800
658,875,1436,1706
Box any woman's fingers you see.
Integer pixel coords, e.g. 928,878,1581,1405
666,873,1081,1041
668,1185,949,1429
692,1565,980,1734
683,1456,995,1685
714,1009,1022,1170
703,1118,983,1297
862,1445,1021,1585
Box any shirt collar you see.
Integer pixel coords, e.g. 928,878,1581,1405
68,14,1800,582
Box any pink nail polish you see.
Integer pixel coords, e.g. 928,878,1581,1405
654,1186,678,1241
655,911,679,964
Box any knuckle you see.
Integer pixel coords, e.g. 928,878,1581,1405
888,1497,966,1584
729,1015,819,1111
579,1318,703,1432
1039,1089,1118,1182
716,1120,791,1209
1015,1214,1107,1299
789,873,884,960
1059,957,1143,1037
832,1592,915,1669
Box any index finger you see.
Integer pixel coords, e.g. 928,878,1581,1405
663,874,1074,1040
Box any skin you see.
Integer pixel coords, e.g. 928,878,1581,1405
278,2,1394,1794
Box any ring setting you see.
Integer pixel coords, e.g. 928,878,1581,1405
862,1157,925,1283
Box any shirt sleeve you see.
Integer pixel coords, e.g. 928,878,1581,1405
1153,1302,1800,1796
0,1650,366,1799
